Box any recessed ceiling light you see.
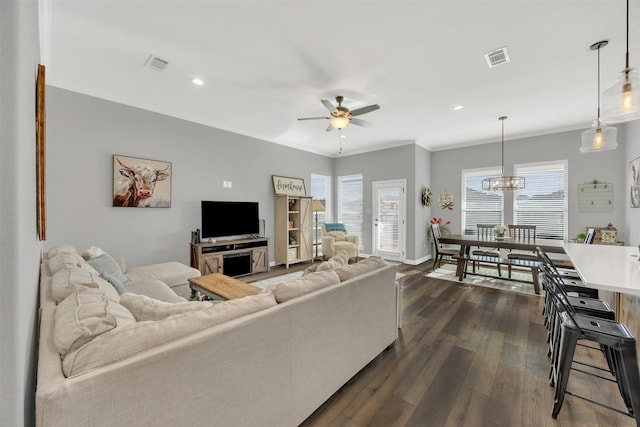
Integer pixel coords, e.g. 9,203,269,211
191,78,204,86
453,105,464,111
340,134,347,138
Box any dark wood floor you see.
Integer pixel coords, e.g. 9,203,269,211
283,260,637,427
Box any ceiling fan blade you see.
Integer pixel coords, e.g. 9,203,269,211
350,118,372,127
321,99,335,112
298,117,330,121
350,104,380,117
325,123,335,132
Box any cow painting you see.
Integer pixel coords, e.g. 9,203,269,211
112,155,171,207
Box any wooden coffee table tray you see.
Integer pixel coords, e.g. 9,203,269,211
189,273,261,301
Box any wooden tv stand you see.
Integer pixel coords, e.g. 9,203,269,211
190,237,269,277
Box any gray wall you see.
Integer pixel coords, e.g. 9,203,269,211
334,143,427,262
0,1,41,426
431,128,627,241
625,119,640,245
45,87,333,267
414,144,432,262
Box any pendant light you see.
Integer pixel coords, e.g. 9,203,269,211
581,40,618,153
482,116,525,191
601,0,640,123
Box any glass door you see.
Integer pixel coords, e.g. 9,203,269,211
372,180,406,261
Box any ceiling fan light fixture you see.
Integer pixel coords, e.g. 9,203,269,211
330,116,350,130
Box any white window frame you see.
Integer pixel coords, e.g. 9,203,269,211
513,160,568,240
461,167,504,235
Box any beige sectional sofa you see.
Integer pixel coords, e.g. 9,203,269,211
36,246,399,427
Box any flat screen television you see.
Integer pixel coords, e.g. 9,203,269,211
201,201,259,239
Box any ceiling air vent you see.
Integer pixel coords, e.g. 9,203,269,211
484,47,510,68
144,54,169,71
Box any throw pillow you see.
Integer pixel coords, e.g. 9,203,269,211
334,256,388,282
48,252,100,276
51,267,99,303
47,244,77,258
328,231,346,241
119,293,213,321
100,272,127,295
54,288,135,356
86,253,128,285
82,246,106,260
270,270,340,303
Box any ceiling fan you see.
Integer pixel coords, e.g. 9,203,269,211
297,96,380,131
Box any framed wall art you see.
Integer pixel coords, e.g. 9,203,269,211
113,155,172,208
272,175,307,196
36,64,46,240
631,156,640,208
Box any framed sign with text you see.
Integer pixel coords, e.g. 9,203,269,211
272,175,307,196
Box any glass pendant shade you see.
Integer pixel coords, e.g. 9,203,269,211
330,116,350,129
601,67,640,123
580,120,618,153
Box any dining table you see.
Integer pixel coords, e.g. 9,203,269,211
436,234,567,294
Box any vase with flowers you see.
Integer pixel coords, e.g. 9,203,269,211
493,224,507,238
429,217,451,237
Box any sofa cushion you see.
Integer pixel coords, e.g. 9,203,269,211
62,291,277,377
51,267,120,303
124,279,187,303
48,252,100,276
54,288,135,356
47,244,77,258
270,270,340,303
125,262,201,288
81,245,105,260
334,256,388,282
100,272,127,295
86,253,129,285
120,293,213,321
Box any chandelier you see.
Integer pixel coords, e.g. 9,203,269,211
482,116,525,191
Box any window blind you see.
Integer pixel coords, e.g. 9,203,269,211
462,168,503,235
337,174,363,248
514,160,568,240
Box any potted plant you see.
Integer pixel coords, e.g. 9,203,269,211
289,234,297,245
493,224,507,237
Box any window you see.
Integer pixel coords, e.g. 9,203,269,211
461,168,503,235
514,160,568,240
337,174,363,248
310,174,331,255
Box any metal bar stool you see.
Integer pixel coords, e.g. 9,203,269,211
544,273,640,424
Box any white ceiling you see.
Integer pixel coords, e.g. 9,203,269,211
44,0,640,157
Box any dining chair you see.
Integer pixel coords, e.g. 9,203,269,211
506,225,538,277
431,223,459,270
472,224,501,275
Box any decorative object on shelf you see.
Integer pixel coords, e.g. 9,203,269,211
585,225,623,245
112,155,171,208
437,191,454,210
482,116,525,191
421,187,432,207
580,40,618,153
272,175,307,196
36,64,46,240
288,220,294,228
493,224,508,237
578,179,613,212
312,199,325,260
631,156,640,208
289,234,297,245
602,0,640,124
429,217,451,239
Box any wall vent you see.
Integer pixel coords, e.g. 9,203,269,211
144,54,169,71
484,47,510,68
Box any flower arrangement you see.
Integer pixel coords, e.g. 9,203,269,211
430,217,451,234
493,224,508,236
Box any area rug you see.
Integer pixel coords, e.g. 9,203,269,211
426,263,540,297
